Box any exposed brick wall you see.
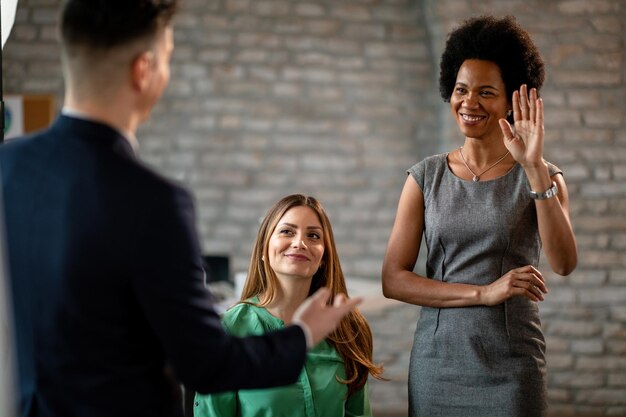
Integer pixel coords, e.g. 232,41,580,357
141,0,440,281
3,0,625,415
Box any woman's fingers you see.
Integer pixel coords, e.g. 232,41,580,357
512,90,521,124
513,85,543,126
529,87,537,122
519,84,529,120
536,96,544,128
509,266,548,301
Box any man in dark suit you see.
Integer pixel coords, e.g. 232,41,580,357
0,1,361,416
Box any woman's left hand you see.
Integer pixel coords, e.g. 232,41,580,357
499,84,544,168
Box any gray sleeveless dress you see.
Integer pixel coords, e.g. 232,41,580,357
407,153,561,417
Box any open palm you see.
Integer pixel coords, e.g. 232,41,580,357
498,84,545,167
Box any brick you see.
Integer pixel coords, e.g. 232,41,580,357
583,181,626,197
567,90,602,108
283,67,336,83
581,288,626,305
343,23,386,40
591,17,623,34
325,39,361,55
294,3,326,17
569,270,607,286
546,353,575,369
554,71,622,86
331,4,371,20
252,0,290,17
607,340,626,355
576,389,626,406
560,128,613,143
592,52,622,71
541,287,577,303
198,50,228,63
272,83,303,97
31,8,57,24
584,109,623,128
547,321,603,337
577,357,626,371
177,63,208,79
220,82,270,96
242,118,274,132
225,0,250,13
200,15,231,30
548,44,585,68
12,25,37,41
553,371,604,387
372,5,417,22
571,339,605,355
609,269,626,285
304,19,341,36
608,372,626,386
294,52,332,66
23,78,63,92
582,34,622,52
390,23,426,41
546,388,572,403
546,337,570,352
545,109,583,127
604,323,626,339
235,33,281,48
6,42,58,60
234,49,268,63
27,61,62,77
558,0,620,14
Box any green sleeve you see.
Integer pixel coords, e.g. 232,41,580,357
345,381,372,417
194,391,237,417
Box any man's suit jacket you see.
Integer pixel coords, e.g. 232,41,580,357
0,116,306,417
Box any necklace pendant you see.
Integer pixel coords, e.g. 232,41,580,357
472,175,479,182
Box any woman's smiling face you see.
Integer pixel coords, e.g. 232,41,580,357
267,206,325,281
450,59,510,141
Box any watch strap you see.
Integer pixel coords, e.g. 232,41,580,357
530,181,558,200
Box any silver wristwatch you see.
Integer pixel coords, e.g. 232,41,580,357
530,181,558,200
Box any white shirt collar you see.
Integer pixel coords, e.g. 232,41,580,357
61,107,139,152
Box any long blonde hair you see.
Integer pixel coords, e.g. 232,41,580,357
241,194,384,396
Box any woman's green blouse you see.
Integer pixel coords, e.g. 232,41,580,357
194,297,372,417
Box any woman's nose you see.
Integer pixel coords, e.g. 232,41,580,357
463,92,479,107
292,236,307,249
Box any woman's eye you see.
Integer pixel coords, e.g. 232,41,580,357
455,87,466,94
308,233,321,240
480,91,493,96
279,229,294,236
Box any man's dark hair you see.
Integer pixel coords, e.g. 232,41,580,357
439,15,545,103
60,0,179,51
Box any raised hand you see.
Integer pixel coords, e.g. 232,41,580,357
479,265,548,306
499,84,545,168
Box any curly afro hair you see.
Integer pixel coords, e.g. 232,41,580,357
439,15,545,103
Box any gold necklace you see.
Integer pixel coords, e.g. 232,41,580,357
458,147,510,182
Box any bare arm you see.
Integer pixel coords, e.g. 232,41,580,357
527,169,577,275
500,85,578,276
382,176,548,308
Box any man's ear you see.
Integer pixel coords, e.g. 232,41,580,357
130,51,154,92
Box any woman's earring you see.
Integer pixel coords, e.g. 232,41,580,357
261,255,265,262
506,109,513,118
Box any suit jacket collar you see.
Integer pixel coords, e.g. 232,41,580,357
53,115,136,158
